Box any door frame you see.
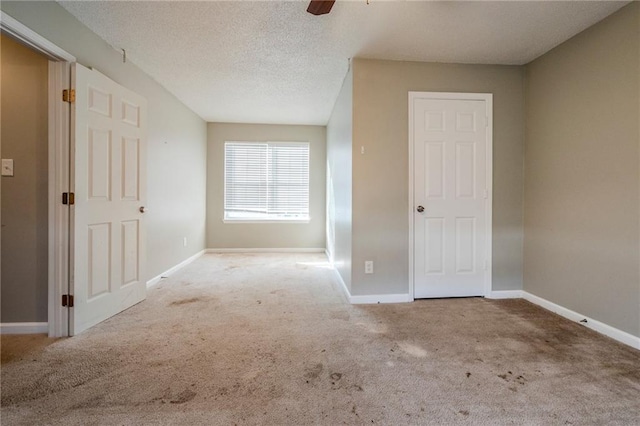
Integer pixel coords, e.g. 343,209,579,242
1,12,76,337
408,91,493,300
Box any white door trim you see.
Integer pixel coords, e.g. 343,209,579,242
47,61,71,337
1,12,75,337
408,91,493,299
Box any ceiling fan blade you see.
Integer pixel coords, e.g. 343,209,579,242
307,0,336,16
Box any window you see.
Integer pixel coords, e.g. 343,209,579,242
224,141,310,221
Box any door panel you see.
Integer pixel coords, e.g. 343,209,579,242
88,128,111,200
71,64,147,334
121,220,139,285
413,96,490,298
425,218,445,274
455,142,476,198
88,223,111,299
455,217,475,273
425,142,445,199
122,137,140,200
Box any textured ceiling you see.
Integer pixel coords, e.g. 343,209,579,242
59,1,629,125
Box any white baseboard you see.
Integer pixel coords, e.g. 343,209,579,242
522,291,640,350
487,290,523,299
146,250,205,288
1,322,48,335
206,248,325,253
350,293,413,304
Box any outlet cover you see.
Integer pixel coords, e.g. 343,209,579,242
365,261,374,274
2,159,14,176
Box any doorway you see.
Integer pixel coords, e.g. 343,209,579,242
0,34,49,331
1,12,74,337
1,13,149,337
409,92,493,299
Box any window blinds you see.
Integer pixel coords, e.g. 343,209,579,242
224,141,310,220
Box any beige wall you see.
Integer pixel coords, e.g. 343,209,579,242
351,58,525,296
1,2,208,291
326,69,353,291
524,2,640,337
1,35,49,322
207,123,326,249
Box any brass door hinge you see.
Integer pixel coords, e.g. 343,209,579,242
62,192,75,205
62,294,74,307
62,89,76,103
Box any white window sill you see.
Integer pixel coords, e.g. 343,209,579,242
223,218,311,224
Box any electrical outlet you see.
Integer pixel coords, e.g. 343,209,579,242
183,237,187,247
365,261,374,274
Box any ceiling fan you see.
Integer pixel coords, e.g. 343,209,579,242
307,0,336,16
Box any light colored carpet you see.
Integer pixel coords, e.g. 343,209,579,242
1,253,639,425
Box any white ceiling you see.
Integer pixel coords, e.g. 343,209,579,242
59,1,629,125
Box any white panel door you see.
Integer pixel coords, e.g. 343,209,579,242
71,64,147,334
413,95,490,298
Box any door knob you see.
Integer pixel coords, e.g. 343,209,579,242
417,205,425,213
139,206,146,213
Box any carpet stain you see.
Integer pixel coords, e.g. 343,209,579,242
169,297,207,306
459,410,470,416
498,371,526,385
170,389,197,404
304,363,324,380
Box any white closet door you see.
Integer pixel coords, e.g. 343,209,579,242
71,63,147,334
413,96,490,298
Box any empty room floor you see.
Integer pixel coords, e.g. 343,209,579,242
1,253,639,425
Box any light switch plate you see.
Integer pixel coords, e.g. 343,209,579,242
2,159,14,176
